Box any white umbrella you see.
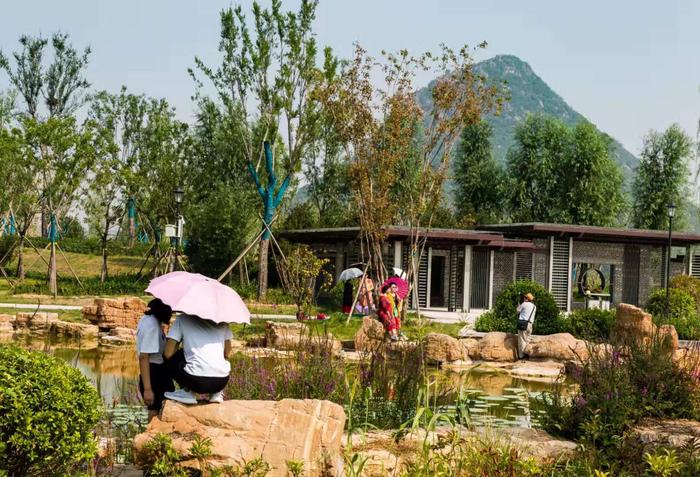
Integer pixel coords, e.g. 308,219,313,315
338,267,364,282
392,267,406,278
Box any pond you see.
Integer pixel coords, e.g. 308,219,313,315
4,335,563,429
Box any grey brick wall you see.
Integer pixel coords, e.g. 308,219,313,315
492,251,515,299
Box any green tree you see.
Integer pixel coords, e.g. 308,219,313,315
561,121,626,226
453,120,507,224
633,124,693,230
507,114,625,226
190,0,328,299
507,114,570,223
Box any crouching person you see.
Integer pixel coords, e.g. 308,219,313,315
163,313,233,404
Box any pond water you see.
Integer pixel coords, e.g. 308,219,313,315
5,335,563,429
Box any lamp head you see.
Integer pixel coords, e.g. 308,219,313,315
174,186,184,205
668,203,676,219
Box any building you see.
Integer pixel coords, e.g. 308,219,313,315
279,223,700,313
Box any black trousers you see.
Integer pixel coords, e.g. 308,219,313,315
165,349,229,394
139,362,175,411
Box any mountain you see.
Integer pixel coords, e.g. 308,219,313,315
417,54,639,177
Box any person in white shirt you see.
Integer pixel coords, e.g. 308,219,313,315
516,293,537,359
163,313,233,404
136,299,175,419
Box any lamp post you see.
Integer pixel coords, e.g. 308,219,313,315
665,203,676,319
173,186,184,271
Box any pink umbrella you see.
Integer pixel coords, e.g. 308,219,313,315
145,271,250,324
382,276,409,300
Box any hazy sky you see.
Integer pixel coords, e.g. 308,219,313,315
1,0,698,155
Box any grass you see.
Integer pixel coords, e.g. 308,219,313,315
0,306,83,322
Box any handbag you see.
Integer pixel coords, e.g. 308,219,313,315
516,304,536,331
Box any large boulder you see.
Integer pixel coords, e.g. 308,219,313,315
354,316,386,353
526,333,589,362
15,312,58,334
659,324,679,353
83,297,147,330
51,320,99,339
265,322,342,355
422,333,470,364
133,400,346,477
460,337,482,360
0,314,13,323
611,303,655,345
477,332,518,362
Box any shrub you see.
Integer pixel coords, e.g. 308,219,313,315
14,273,146,296
0,346,102,476
671,274,700,314
563,309,616,341
645,288,700,340
476,280,563,335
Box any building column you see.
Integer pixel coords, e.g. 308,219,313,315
393,240,402,271
463,245,472,312
488,250,495,309
334,243,344,282
426,247,433,309
567,237,573,313
547,236,554,292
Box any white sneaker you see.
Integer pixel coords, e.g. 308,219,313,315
164,389,197,405
208,391,224,403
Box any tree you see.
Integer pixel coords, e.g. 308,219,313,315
633,124,693,230
562,121,626,226
507,114,625,226
190,0,327,299
453,121,507,224
321,44,504,306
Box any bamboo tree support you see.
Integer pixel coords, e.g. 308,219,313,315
56,243,85,291
217,214,280,282
346,261,371,325
23,243,51,275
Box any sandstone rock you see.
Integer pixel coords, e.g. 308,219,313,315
265,322,341,355
525,333,589,361
83,297,146,330
489,427,578,461
477,332,518,362
0,321,13,334
51,320,99,339
100,335,133,346
133,399,345,477
422,333,469,363
15,312,59,334
633,419,700,449
110,327,136,341
354,316,386,353
612,303,655,345
659,324,679,352
460,337,481,360
0,314,13,323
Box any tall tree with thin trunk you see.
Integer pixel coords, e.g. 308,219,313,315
633,124,693,230
190,0,327,299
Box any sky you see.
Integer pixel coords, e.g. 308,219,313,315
0,0,698,156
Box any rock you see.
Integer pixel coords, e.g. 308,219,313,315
265,322,341,355
15,312,59,334
133,399,346,477
477,332,518,362
83,297,147,330
659,324,679,352
525,333,589,362
0,321,13,334
110,326,136,341
488,427,578,461
99,335,134,346
51,320,99,339
508,360,565,380
460,337,481,360
422,333,470,363
633,419,700,449
611,303,655,345
354,316,386,353
0,314,13,323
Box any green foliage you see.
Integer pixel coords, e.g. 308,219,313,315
507,114,626,225
539,334,700,472
475,280,563,335
670,274,700,314
0,346,102,476
633,124,693,230
14,272,145,296
276,243,331,314
453,120,507,224
563,309,616,341
645,288,700,340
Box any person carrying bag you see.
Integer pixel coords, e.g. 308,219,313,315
516,293,536,359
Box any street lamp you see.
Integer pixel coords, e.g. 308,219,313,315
173,186,184,270
665,203,676,319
